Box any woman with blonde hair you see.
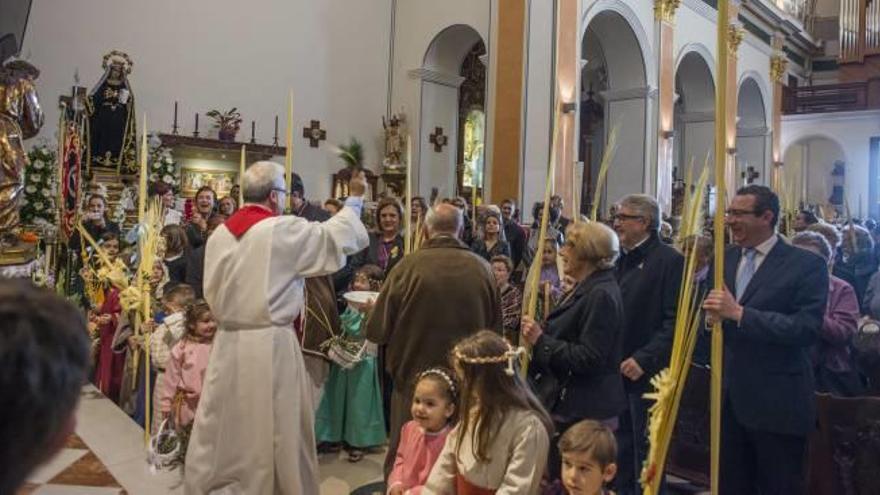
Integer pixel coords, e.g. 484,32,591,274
521,221,627,482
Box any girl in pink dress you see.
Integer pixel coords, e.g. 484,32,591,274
159,300,216,429
387,368,458,495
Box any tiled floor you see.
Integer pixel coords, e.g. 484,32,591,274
20,385,385,495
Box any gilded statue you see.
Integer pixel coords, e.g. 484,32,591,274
0,59,44,242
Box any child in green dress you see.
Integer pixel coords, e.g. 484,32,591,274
315,264,386,462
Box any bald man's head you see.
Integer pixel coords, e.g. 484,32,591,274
425,203,463,238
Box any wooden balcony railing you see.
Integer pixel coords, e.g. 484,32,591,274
841,0,880,62
782,82,873,114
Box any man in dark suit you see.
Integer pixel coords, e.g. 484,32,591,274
612,194,684,495
703,185,828,495
501,198,527,269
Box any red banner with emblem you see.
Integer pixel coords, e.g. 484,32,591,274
60,124,82,242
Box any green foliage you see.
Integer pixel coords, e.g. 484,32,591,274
337,137,364,169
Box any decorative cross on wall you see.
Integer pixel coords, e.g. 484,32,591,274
429,127,449,152
302,120,327,148
742,166,760,184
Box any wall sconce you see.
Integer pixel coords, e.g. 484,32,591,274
562,102,577,114
726,147,737,155
662,130,675,140
773,161,784,168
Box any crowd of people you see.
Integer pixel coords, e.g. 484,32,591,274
6,162,880,495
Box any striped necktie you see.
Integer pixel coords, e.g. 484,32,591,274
736,248,757,301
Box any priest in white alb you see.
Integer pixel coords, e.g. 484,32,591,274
184,161,369,494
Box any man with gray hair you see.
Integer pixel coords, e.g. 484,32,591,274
185,161,369,494
366,202,503,478
611,193,683,495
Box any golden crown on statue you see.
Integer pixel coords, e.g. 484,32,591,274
102,50,133,74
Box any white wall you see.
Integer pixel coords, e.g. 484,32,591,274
23,0,392,201
390,0,491,197
782,110,880,216
783,137,844,205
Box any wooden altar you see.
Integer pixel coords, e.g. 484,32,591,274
157,134,286,198
331,167,379,201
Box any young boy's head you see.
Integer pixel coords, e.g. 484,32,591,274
352,264,384,292
558,420,617,495
0,280,90,494
162,283,196,314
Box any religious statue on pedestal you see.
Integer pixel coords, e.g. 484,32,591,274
0,58,44,247
87,51,137,174
382,112,406,170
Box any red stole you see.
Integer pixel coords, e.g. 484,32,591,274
225,205,275,239
455,474,496,495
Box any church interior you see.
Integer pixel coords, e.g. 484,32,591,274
2,0,880,494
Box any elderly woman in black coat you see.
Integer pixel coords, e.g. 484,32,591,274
521,221,626,479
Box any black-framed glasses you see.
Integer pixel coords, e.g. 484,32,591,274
724,209,759,218
613,213,643,222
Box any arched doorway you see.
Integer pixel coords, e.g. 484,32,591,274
672,49,715,218
579,7,649,217
783,136,847,214
457,41,487,198
419,25,486,199
736,77,770,187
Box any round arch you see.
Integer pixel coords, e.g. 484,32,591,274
675,43,716,83
422,24,485,74
580,0,653,87
675,50,716,113
737,71,770,127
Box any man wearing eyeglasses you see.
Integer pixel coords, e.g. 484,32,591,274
611,194,684,495
703,185,828,495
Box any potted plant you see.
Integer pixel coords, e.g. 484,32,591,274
336,137,364,170
206,108,243,142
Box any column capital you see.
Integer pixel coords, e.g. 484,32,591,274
654,0,681,22
728,24,745,57
770,53,788,83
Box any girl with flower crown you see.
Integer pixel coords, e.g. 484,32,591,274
424,330,552,494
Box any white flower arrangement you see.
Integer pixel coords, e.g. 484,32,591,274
147,134,179,191
22,144,57,225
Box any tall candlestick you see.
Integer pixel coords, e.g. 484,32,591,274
285,91,294,208
239,145,246,206
274,115,279,146
193,113,200,138
405,135,413,254
172,101,179,134
138,115,148,222
250,121,256,144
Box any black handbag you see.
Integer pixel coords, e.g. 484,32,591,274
529,368,571,412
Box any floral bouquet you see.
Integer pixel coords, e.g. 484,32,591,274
22,144,57,226
147,134,179,191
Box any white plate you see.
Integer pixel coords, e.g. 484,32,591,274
343,291,379,305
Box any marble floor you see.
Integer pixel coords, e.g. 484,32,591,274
19,386,384,495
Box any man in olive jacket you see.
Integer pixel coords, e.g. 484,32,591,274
366,203,503,478
612,194,684,495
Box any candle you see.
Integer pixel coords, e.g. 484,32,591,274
138,115,148,222
239,145,246,206
285,91,294,208
251,120,256,143
404,135,413,254
274,115,279,146
194,113,200,137
173,101,178,134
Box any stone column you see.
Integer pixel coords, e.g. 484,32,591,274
487,0,527,204
769,32,788,192
655,0,681,215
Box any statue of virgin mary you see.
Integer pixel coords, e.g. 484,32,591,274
87,51,137,174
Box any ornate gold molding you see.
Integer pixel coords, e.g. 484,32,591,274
728,25,745,56
654,0,681,22
770,53,789,83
